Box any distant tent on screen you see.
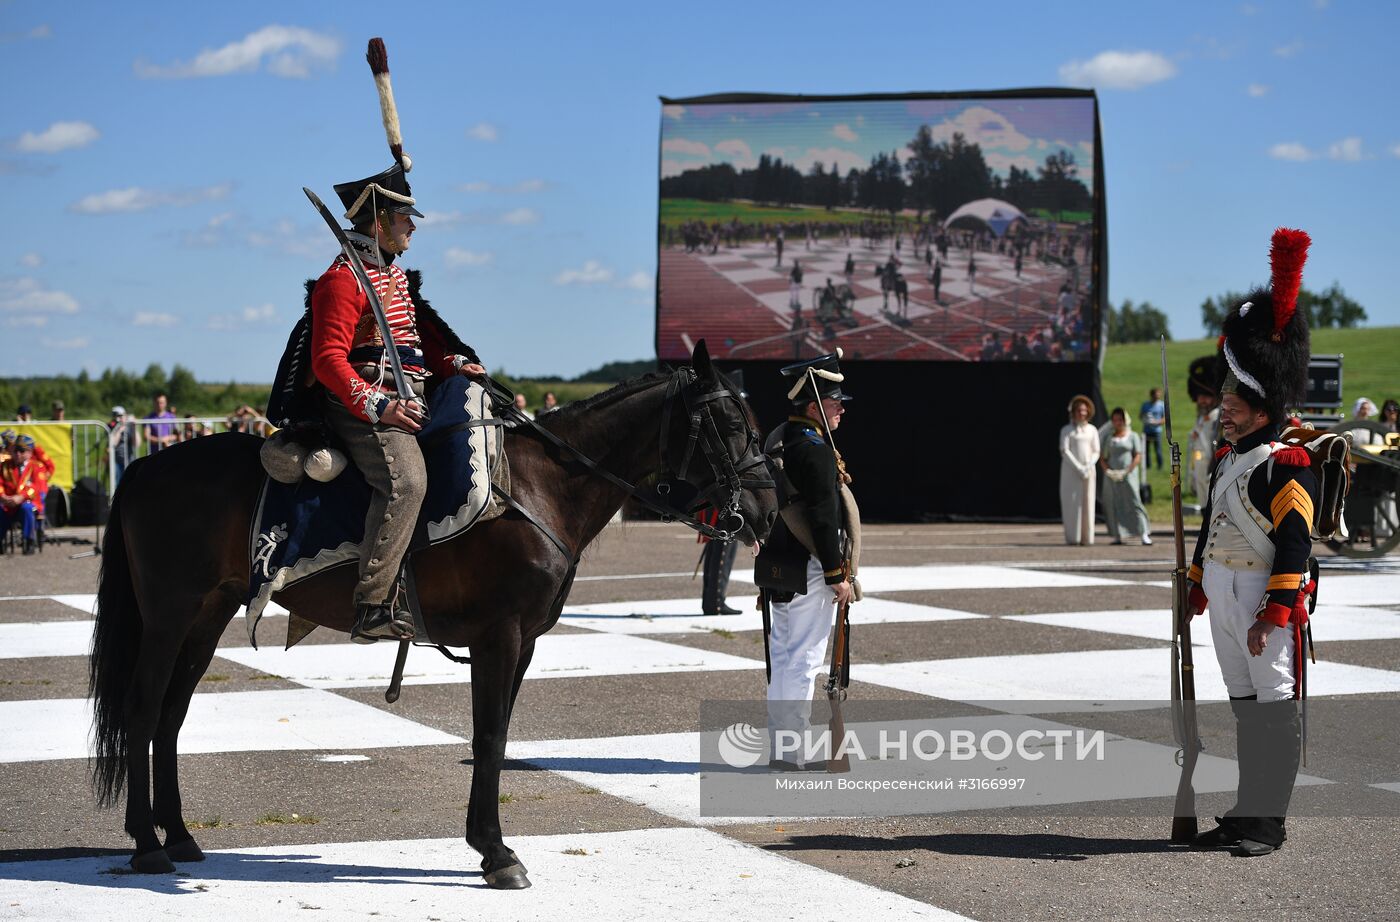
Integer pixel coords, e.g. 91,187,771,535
944,198,1029,238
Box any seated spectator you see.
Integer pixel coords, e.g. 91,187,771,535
539,391,560,414
1,435,48,554
513,393,534,421
1382,399,1399,433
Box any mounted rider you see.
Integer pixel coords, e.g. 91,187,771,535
264,38,484,644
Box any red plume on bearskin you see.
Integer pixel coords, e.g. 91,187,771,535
1269,227,1310,335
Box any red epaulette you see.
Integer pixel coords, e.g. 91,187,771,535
1214,445,1232,460
1271,445,1312,467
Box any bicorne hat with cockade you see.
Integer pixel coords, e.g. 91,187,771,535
781,349,852,404
1216,228,1312,423
334,38,425,226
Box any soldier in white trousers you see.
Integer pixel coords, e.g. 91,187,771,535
757,352,857,770
1186,228,1319,857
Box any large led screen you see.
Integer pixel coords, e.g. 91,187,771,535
657,91,1102,364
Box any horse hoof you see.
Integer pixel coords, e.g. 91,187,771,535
164,837,205,862
483,864,531,890
130,848,175,873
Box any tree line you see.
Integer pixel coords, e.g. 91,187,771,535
1,364,267,421
661,129,1093,221
1200,283,1367,332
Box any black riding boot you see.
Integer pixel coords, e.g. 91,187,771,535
351,576,414,644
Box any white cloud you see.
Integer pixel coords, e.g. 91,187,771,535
1389,143,1400,159
715,139,756,169
619,271,652,290
444,247,493,268
468,122,499,142
133,311,179,327
69,182,232,214
42,336,88,350
555,261,613,286
15,120,99,153
1058,50,1177,90
1,24,51,42
208,302,277,332
1269,142,1315,161
1274,41,1303,58
984,152,1040,175
501,208,539,225
662,105,685,120
1313,0,1330,9
661,138,710,158
5,315,47,328
135,25,340,79
832,123,858,143
457,179,546,194
416,210,465,228
926,106,1034,152
1247,83,1269,97
660,159,689,179
0,277,79,314
18,253,42,268
1327,137,1365,161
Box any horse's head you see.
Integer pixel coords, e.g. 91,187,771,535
658,340,778,546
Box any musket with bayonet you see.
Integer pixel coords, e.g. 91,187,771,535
1163,337,1201,842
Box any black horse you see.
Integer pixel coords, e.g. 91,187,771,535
88,341,776,889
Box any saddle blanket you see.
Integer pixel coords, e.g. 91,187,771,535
245,376,503,643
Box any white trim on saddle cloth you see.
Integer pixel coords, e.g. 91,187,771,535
243,380,504,646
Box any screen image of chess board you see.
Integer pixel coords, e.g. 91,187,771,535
657,93,1101,364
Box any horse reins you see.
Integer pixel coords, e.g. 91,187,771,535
492,367,773,560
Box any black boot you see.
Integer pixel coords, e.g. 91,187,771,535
351,602,413,644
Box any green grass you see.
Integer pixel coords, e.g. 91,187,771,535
660,198,915,230
1101,325,1400,524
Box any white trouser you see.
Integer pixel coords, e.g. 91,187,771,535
767,557,837,761
1203,562,1297,702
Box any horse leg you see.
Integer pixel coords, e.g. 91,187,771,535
123,618,188,872
464,635,531,889
153,592,240,861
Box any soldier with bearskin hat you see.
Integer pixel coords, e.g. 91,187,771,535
265,39,484,644
759,351,857,770
1185,228,1319,857
1186,354,1222,500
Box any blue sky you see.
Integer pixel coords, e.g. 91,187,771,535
2,0,1396,381
661,97,1097,182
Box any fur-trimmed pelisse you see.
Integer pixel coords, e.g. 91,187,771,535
1217,228,1312,422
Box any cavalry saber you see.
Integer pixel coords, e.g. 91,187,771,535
1163,337,1201,842
303,187,420,416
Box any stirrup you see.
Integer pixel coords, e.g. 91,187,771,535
351,604,414,644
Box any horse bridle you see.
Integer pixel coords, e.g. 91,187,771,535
493,367,773,555
656,366,775,541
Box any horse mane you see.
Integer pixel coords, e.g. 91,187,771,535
542,370,674,423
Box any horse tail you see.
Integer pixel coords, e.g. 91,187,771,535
89,478,140,806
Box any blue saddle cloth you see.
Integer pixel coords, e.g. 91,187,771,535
245,375,500,638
